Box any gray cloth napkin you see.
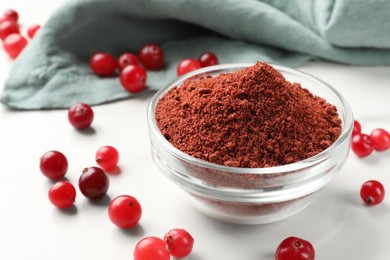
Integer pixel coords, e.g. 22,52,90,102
2,0,390,110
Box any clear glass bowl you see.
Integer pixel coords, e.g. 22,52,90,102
147,63,353,225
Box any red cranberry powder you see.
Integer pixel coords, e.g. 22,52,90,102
155,62,342,168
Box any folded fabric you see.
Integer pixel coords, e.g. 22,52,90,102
2,0,390,110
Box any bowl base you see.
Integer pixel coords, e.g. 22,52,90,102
187,193,317,225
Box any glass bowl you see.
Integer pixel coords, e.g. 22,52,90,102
147,63,353,225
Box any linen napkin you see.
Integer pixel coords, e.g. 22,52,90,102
2,0,390,110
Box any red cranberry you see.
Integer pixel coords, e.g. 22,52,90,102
352,120,361,136
78,167,109,200
0,16,14,24
0,20,20,41
177,58,202,76
89,52,117,76
370,128,390,151
108,195,142,229
3,33,27,59
118,52,139,71
39,150,68,180
27,24,41,39
68,103,94,129
351,133,374,158
164,229,194,258
4,9,18,22
198,52,219,67
95,145,120,171
138,43,164,70
360,180,385,206
48,181,76,209
119,65,147,93
275,237,315,260
134,237,170,260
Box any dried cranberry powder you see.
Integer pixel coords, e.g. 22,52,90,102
155,62,341,168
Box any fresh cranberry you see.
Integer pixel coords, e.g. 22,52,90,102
118,52,139,71
119,65,147,93
198,52,219,67
352,120,361,136
177,58,202,76
134,236,170,260
4,9,18,22
89,52,117,76
108,195,142,229
27,24,41,39
39,150,68,180
68,103,94,129
164,229,194,258
78,167,109,200
96,145,119,171
370,128,390,151
351,133,374,158
0,16,13,24
360,180,385,206
3,33,27,59
275,237,315,260
138,43,164,70
0,20,19,40
48,181,76,209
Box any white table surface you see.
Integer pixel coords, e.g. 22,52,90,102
1,1,390,259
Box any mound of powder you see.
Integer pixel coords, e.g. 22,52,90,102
155,62,342,168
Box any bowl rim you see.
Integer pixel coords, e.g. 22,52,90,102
147,63,353,175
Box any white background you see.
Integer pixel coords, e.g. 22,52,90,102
1,1,390,259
